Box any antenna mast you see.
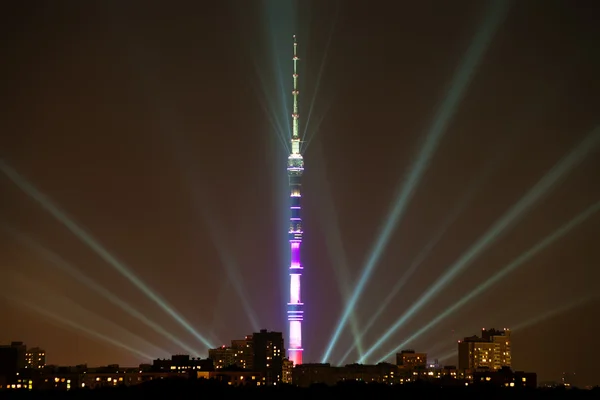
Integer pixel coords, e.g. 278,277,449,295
291,35,300,154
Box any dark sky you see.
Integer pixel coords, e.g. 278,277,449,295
2,0,600,386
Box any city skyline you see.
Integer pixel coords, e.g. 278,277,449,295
2,0,600,387
1,329,545,390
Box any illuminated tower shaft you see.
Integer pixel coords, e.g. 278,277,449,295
287,35,304,365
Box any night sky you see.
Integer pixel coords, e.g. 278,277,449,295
2,0,600,386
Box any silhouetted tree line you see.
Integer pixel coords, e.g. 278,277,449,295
0,379,599,399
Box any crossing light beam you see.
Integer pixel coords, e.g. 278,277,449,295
3,226,203,356
321,0,511,362
379,199,600,362
0,160,214,350
361,126,600,363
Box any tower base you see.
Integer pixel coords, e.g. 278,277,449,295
288,349,303,366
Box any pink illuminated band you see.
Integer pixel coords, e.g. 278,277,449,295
289,320,302,348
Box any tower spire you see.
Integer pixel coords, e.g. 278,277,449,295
291,35,300,154
286,34,304,366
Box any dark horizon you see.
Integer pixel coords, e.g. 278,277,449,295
2,0,599,387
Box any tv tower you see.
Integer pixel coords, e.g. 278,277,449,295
287,34,304,366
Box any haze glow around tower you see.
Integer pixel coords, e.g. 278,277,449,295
287,34,304,366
